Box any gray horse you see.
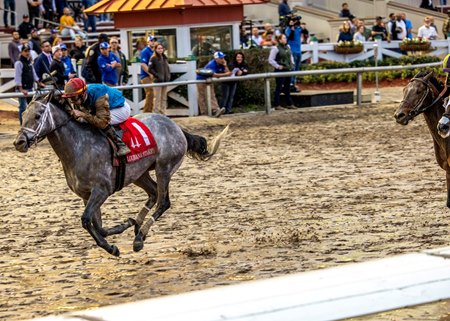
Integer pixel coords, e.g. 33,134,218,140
13,92,228,256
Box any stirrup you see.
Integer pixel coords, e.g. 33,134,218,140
116,145,131,157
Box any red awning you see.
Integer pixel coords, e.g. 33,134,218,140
85,0,268,14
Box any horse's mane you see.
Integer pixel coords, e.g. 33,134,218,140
415,71,444,92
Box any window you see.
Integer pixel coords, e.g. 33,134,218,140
127,28,177,61
190,26,232,57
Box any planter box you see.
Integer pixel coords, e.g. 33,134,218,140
334,45,364,54
399,43,431,51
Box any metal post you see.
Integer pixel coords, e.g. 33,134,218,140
357,72,362,106
264,78,271,114
373,43,381,103
206,83,212,116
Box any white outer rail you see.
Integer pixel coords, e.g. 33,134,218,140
27,247,450,321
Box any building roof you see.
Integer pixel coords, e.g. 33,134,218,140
84,0,268,14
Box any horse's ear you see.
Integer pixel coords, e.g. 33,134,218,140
413,71,421,79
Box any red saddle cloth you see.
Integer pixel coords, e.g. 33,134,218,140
113,117,158,165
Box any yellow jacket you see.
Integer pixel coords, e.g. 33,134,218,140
60,15,75,32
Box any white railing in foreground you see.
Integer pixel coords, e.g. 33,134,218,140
0,62,441,116
26,246,450,321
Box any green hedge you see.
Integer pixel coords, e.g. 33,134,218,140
196,51,442,108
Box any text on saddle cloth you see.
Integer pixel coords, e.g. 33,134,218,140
113,117,158,165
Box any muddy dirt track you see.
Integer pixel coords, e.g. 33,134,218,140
1,98,450,320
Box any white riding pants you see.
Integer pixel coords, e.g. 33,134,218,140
110,101,131,125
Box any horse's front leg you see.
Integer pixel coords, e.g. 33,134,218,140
82,188,120,256
446,170,450,209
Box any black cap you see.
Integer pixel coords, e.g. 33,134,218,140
21,44,30,51
98,33,108,42
23,14,29,18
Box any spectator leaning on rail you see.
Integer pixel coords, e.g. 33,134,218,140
148,42,171,115
418,16,439,40
196,51,231,117
62,78,131,157
98,42,121,86
285,15,302,92
14,44,43,125
140,35,156,113
269,33,295,111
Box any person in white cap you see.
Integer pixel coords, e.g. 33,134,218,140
196,51,231,117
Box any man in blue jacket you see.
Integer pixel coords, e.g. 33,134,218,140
285,17,302,92
98,42,121,86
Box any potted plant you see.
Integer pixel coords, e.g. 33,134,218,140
334,40,364,54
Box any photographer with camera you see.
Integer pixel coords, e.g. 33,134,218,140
285,14,302,92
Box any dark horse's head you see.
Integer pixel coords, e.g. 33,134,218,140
14,91,69,152
394,71,443,125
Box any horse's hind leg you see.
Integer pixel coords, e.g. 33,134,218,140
132,172,158,235
133,168,172,252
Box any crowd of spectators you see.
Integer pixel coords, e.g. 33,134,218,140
9,0,450,120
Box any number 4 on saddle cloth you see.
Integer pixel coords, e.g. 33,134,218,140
110,117,158,166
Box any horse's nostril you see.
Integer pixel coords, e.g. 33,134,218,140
395,112,406,120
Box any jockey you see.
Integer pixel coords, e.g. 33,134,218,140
62,78,131,157
443,53,450,86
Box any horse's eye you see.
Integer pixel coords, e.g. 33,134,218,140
35,113,41,120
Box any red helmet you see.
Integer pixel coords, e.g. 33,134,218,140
62,78,87,98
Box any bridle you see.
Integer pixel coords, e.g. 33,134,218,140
401,76,446,118
18,99,70,148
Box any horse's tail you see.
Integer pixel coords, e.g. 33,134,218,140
182,124,229,161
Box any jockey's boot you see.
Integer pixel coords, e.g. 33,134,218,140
104,125,131,157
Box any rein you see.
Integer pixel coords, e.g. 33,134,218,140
20,101,71,147
402,77,444,117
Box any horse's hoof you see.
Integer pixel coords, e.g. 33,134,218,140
110,245,120,257
133,234,144,252
128,218,136,226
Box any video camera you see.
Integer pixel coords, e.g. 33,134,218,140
279,10,301,31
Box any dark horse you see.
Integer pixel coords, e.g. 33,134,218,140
394,71,450,207
13,92,228,256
